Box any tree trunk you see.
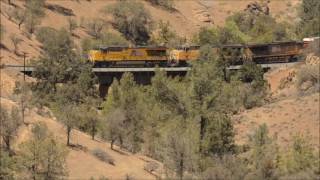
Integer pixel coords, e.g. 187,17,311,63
91,122,96,140
18,22,22,29
67,126,71,146
32,165,36,180
199,115,206,153
179,152,184,180
119,135,123,149
4,137,10,152
111,139,115,150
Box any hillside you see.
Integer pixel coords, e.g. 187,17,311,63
1,0,319,179
1,96,163,179
0,0,302,96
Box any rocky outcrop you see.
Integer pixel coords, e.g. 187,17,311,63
245,0,270,16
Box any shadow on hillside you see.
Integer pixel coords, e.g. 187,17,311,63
112,148,129,156
0,43,10,51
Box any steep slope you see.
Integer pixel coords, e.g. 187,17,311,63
1,97,161,179
234,92,319,147
234,61,320,147
0,0,301,96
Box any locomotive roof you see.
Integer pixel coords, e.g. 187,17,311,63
92,41,303,51
246,41,303,47
98,46,167,51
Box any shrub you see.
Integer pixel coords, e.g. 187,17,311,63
91,148,115,165
12,8,26,29
106,1,153,45
10,34,22,54
67,18,78,33
147,0,174,10
85,18,105,39
296,65,320,91
144,161,159,173
81,32,128,53
35,26,57,44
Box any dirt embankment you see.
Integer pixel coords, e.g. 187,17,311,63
234,58,320,148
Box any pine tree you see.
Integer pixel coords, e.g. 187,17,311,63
0,107,22,152
19,123,68,179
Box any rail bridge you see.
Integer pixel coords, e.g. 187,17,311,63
2,62,300,97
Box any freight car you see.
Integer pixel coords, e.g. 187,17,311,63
247,41,304,63
88,41,304,67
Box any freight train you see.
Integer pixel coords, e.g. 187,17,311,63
88,41,304,67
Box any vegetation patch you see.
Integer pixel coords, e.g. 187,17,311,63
91,148,115,166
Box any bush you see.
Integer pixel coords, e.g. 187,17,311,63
147,0,174,10
144,161,159,173
296,65,320,92
106,1,153,45
85,18,105,39
81,32,128,53
35,26,57,44
10,34,22,54
91,148,115,165
67,18,78,33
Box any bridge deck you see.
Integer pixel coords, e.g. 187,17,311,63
2,62,300,72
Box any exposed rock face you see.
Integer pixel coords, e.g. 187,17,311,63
193,9,213,23
245,0,270,16
306,54,320,65
194,0,214,24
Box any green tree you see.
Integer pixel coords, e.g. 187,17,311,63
196,21,250,46
0,150,17,180
81,32,128,54
297,0,320,37
188,46,235,158
201,113,235,157
106,0,153,45
227,8,294,43
279,134,318,176
0,107,22,152
197,27,219,46
201,155,249,180
12,8,26,29
32,28,79,95
162,121,198,180
237,62,267,109
35,26,57,44
54,98,81,146
79,102,101,140
246,124,279,180
102,107,126,150
24,0,46,34
19,122,69,179
149,20,186,47
102,73,144,153
13,81,32,124
85,18,105,39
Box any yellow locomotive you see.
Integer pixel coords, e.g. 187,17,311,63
88,46,167,67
